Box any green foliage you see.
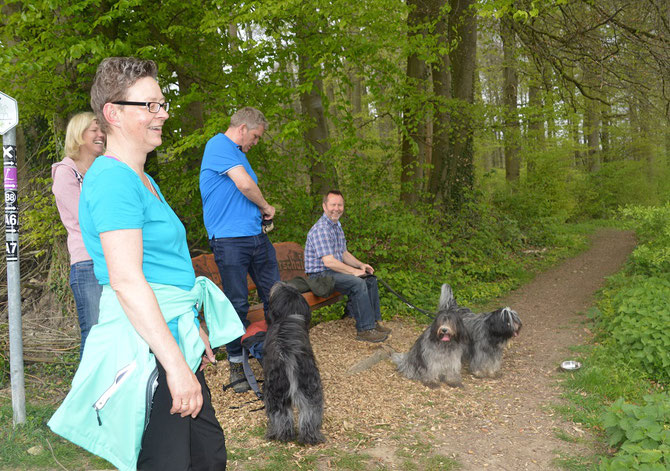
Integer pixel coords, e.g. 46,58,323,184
599,393,670,470
618,204,670,277
586,205,670,384
556,203,670,468
486,145,579,245
22,176,64,255
573,161,670,220
599,276,670,383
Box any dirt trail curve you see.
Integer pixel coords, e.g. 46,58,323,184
212,228,636,470
428,228,636,470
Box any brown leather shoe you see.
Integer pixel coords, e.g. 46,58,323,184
356,328,388,343
375,322,392,334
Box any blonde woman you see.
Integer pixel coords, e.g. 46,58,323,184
52,112,105,357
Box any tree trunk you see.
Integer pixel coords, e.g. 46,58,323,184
527,80,543,175
427,0,452,200
501,16,520,182
584,99,601,171
601,105,611,161
582,61,601,172
438,0,477,209
350,71,363,116
401,0,431,205
297,20,336,197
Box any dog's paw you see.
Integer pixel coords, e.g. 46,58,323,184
298,432,326,446
266,430,296,442
422,381,440,389
472,369,499,379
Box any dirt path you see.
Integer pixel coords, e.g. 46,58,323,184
424,228,636,470
210,228,636,470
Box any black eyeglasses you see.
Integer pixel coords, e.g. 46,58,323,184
112,101,170,113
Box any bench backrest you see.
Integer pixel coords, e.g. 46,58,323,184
191,241,307,290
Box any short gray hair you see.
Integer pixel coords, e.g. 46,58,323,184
229,107,269,131
90,57,158,133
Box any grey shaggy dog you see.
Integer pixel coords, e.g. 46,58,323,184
461,304,522,378
262,282,325,445
391,284,467,388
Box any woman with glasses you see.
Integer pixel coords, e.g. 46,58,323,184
49,57,242,471
52,112,105,358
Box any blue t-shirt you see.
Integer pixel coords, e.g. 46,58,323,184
79,157,195,291
199,133,262,239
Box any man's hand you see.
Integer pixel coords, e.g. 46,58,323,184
261,204,275,220
352,267,367,277
360,263,374,275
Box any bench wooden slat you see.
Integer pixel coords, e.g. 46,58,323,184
192,241,343,323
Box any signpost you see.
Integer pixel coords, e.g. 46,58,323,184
1,90,25,425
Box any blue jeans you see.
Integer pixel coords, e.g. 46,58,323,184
309,271,381,331
210,233,280,362
69,260,102,359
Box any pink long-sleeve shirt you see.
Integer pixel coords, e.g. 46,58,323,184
52,157,93,265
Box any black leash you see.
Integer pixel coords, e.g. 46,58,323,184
376,276,434,319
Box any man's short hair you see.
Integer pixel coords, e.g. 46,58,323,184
323,190,344,204
90,57,158,133
229,107,269,131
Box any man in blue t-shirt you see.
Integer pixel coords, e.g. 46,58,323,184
200,107,280,393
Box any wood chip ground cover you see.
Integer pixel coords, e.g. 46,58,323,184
207,229,636,470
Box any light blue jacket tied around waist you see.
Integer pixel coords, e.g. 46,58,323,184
48,276,244,471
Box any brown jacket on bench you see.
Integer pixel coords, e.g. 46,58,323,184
192,242,342,323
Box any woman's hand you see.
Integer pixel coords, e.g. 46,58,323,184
199,325,216,372
101,229,205,418
166,363,203,418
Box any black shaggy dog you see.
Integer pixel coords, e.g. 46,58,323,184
391,284,467,388
461,304,522,378
263,282,325,445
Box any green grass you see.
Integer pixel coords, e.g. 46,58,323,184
552,452,599,471
0,398,113,470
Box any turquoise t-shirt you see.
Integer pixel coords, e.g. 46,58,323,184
79,157,195,290
79,157,196,340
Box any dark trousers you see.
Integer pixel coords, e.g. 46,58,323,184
137,362,227,470
309,271,381,331
210,233,280,362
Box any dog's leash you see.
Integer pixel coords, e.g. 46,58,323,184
376,276,434,318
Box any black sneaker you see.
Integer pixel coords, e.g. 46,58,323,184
227,362,251,393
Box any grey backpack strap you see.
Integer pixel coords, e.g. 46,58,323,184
242,348,263,401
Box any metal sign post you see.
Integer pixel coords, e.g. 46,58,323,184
1,90,25,425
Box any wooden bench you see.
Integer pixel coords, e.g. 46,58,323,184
191,241,343,323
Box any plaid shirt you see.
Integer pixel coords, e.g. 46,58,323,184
304,213,348,274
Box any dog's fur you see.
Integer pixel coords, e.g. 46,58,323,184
391,284,467,388
461,305,522,378
262,282,325,445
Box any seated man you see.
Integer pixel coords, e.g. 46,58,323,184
304,190,391,343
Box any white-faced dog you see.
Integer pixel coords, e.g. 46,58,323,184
263,282,325,445
461,303,522,378
391,284,467,388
